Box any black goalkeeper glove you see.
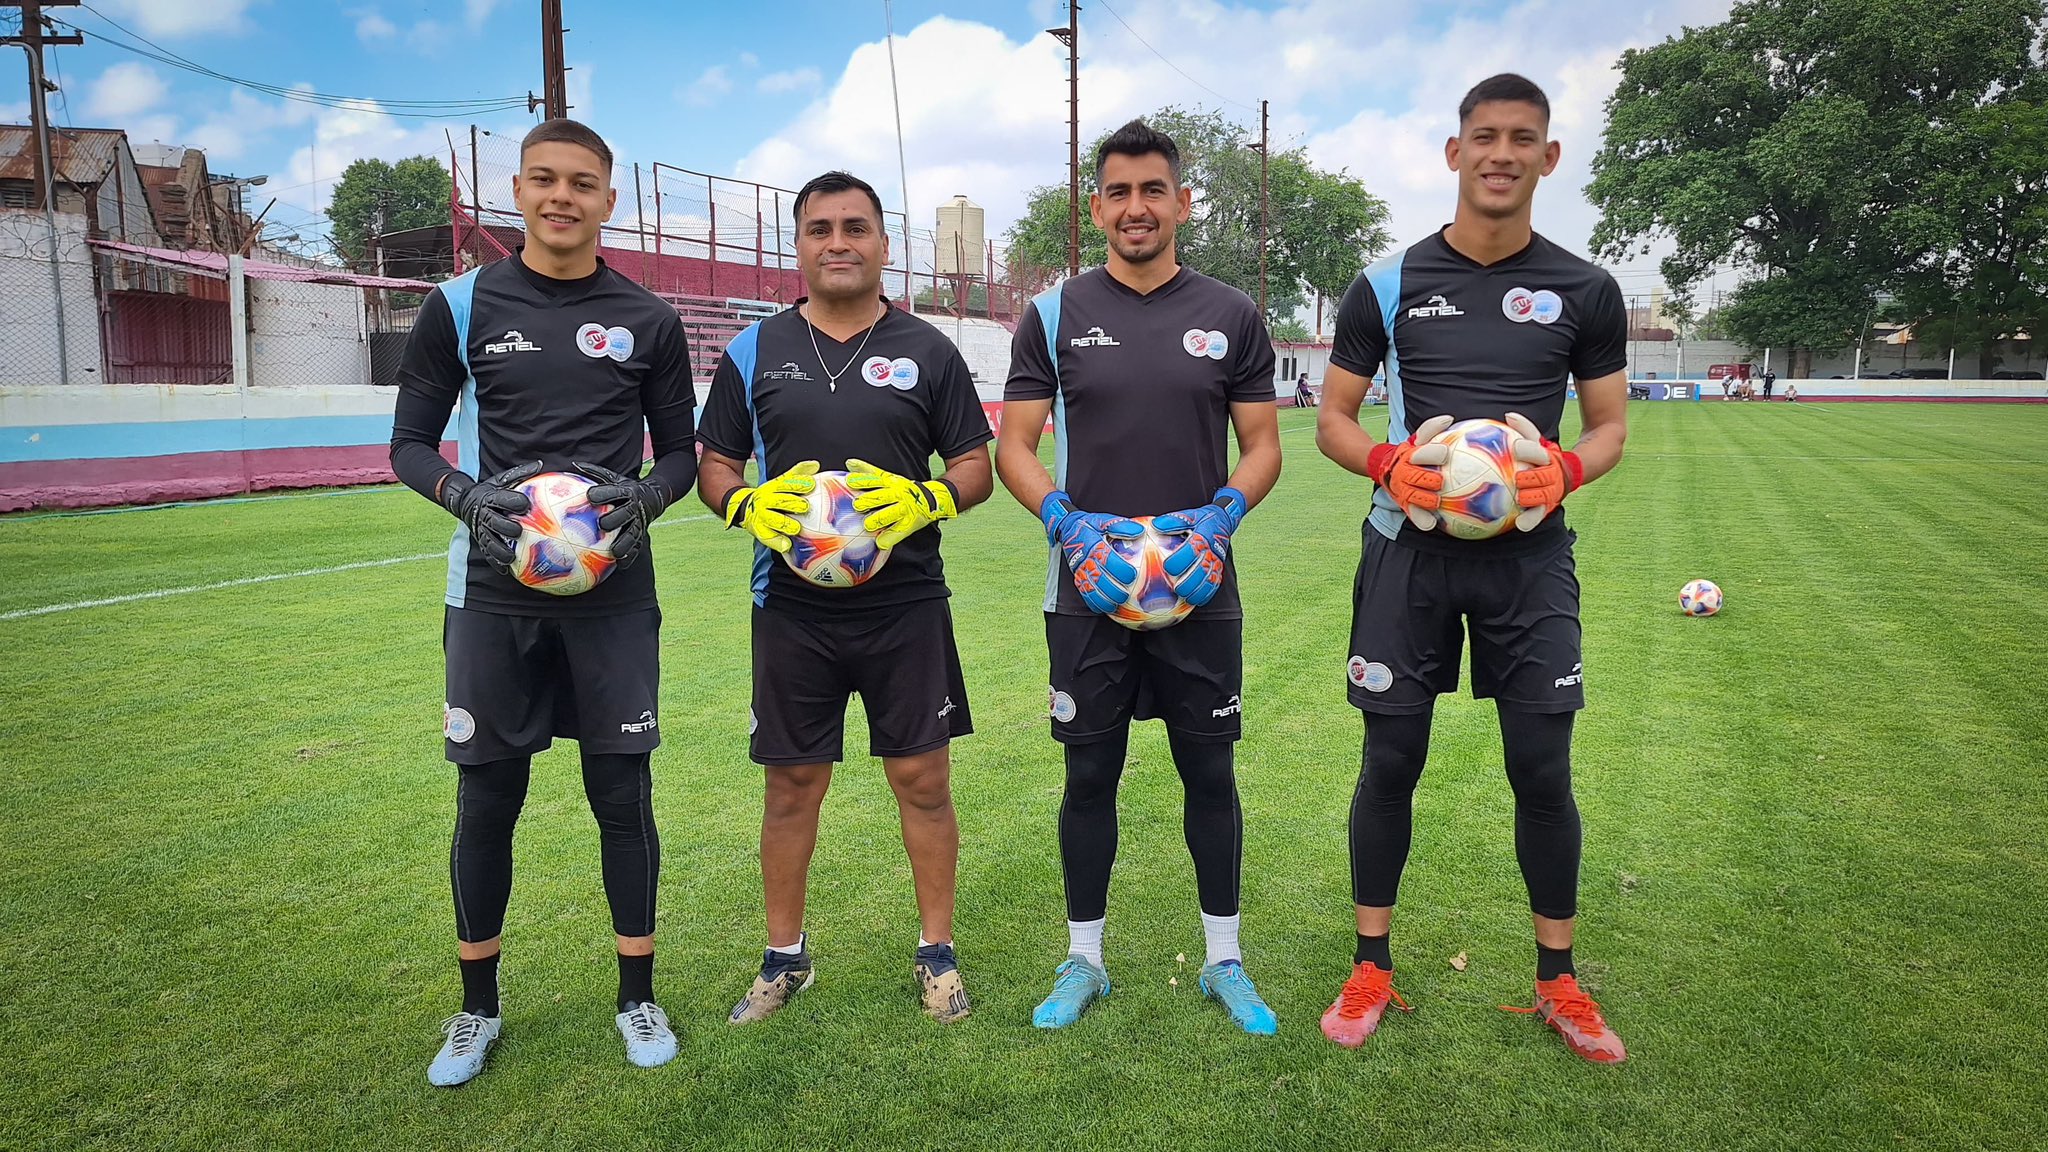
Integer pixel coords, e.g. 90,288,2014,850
438,460,543,575
575,460,671,567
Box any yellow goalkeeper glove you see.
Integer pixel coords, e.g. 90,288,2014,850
722,460,819,553
844,457,958,549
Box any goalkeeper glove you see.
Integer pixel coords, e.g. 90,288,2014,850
722,460,819,553
844,457,959,549
1364,413,1453,531
1040,490,1142,617
1502,411,1585,531
438,460,543,575
575,460,672,568
1151,486,1248,608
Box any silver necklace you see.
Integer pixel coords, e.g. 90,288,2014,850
803,301,886,392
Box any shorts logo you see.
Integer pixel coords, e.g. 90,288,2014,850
747,706,758,736
620,709,658,734
1554,662,1584,689
1211,693,1242,718
1502,287,1536,323
1049,687,1077,724
1406,294,1464,319
1530,290,1563,325
444,705,476,744
483,328,541,354
1349,657,1393,693
1182,328,1228,359
863,356,920,389
937,696,958,719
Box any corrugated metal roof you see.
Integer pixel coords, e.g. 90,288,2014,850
0,126,127,184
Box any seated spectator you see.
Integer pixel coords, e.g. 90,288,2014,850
1783,383,1799,402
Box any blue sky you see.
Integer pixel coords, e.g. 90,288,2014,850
2,0,1738,299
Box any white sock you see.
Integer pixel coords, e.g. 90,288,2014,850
1067,918,1105,967
768,931,805,956
1201,912,1242,966
918,936,953,949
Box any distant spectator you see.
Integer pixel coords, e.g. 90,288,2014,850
1294,373,1318,408
1365,379,1386,406
1762,369,1776,401
1720,375,1733,400
1783,383,1799,402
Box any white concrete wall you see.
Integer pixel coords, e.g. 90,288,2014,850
0,211,104,387
248,280,371,388
0,383,399,427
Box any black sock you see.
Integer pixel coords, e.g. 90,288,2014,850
618,951,655,1011
1355,933,1392,970
459,952,501,1018
1537,944,1574,981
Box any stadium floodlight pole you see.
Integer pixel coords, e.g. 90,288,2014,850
2,1,81,386
1046,3,1079,279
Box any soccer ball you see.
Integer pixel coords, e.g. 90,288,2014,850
1105,516,1195,631
510,471,620,596
1426,418,1527,540
783,470,892,588
1679,578,1723,617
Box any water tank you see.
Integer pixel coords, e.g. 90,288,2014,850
935,195,984,277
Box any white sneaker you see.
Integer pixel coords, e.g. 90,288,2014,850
616,1001,678,1068
427,1012,502,1087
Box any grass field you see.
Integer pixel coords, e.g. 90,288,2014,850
2,401,2046,1151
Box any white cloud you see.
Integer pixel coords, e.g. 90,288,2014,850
739,52,760,69
271,101,452,228
680,66,732,107
84,62,169,122
466,0,501,28
567,59,595,120
406,20,446,53
757,68,821,95
354,9,398,43
96,0,257,37
126,115,180,150
183,87,319,165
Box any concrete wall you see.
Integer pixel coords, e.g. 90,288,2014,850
0,211,104,387
1623,337,2044,381
249,280,371,388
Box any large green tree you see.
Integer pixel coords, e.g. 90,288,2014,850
326,155,453,270
1586,0,2044,377
1005,108,1390,322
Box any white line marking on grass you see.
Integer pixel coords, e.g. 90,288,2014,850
0,514,715,621
1636,453,1945,461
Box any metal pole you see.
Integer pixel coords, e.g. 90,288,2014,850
228,253,250,391
541,0,567,119
754,181,763,301
773,191,783,300
8,7,77,386
1257,98,1269,319
468,124,481,247
1067,2,1079,277
884,0,912,303
633,162,647,283
707,172,717,298
653,164,664,263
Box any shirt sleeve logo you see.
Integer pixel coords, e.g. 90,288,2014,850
863,356,919,389
1502,287,1536,323
1183,328,1228,359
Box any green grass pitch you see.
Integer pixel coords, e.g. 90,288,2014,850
1,401,2044,1151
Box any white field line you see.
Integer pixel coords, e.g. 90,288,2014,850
0,514,715,622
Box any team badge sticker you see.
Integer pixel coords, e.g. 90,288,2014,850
444,705,476,743
1347,656,1392,692
1530,290,1563,325
862,357,919,389
603,325,634,361
577,322,611,357
1502,288,1536,323
1049,688,1077,723
1183,328,1228,359
862,356,895,386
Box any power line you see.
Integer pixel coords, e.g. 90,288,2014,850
63,3,531,118
1093,0,1258,114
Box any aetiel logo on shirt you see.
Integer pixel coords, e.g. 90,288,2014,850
483,329,542,354
762,361,814,380
1069,326,1120,348
1406,295,1465,319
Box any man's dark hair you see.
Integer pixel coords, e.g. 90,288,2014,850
1457,73,1551,125
520,118,613,173
1095,118,1181,185
794,170,887,227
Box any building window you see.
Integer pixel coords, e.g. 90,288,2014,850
0,182,33,209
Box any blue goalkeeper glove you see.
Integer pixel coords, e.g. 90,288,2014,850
1151,486,1248,608
1040,489,1142,616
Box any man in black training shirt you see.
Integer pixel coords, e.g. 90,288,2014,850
1313,75,1631,1062
389,119,697,1085
696,171,994,1027
999,120,1283,1035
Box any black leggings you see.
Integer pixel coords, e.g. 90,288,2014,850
451,751,661,942
1349,707,1581,920
1058,725,1242,921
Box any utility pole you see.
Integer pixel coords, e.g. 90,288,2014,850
3,1,81,386
537,0,568,119
1257,99,1269,319
1045,3,1079,278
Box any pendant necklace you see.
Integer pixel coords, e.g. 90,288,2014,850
804,301,886,392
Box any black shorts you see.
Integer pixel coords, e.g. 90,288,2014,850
1045,612,1243,744
1346,527,1583,715
749,598,972,766
442,606,662,765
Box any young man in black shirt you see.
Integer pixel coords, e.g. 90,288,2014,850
1314,75,1630,1062
390,119,698,1084
999,120,1283,1035
696,171,993,1026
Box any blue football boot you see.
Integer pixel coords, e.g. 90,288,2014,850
1031,955,1110,1029
1199,959,1277,1036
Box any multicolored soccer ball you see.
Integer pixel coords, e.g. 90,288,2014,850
1105,516,1195,631
1425,418,1527,540
1679,578,1723,617
510,471,619,596
783,470,892,588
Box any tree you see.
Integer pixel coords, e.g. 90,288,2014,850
326,156,454,271
1888,91,2048,377
1005,107,1391,322
1270,318,1311,343
1586,0,2044,378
